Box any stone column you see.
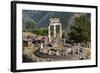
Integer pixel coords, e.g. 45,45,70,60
54,25,56,38
60,25,62,38
48,25,51,42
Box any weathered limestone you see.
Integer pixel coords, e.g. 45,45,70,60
48,18,62,42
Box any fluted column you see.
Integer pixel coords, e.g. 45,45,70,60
48,25,51,42
60,25,62,38
54,25,56,38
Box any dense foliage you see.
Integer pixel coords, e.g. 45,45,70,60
68,15,91,43
33,28,48,36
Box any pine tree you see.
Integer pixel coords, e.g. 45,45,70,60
68,15,91,43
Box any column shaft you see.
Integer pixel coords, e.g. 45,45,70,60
54,25,56,38
48,25,51,41
60,25,62,38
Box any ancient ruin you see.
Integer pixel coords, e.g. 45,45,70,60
48,18,62,42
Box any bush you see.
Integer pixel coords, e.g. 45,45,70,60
33,28,48,36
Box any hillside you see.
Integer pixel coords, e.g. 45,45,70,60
22,10,90,31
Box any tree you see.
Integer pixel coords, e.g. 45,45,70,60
33,28,48,36
62,31,69,39
68,15,91,43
